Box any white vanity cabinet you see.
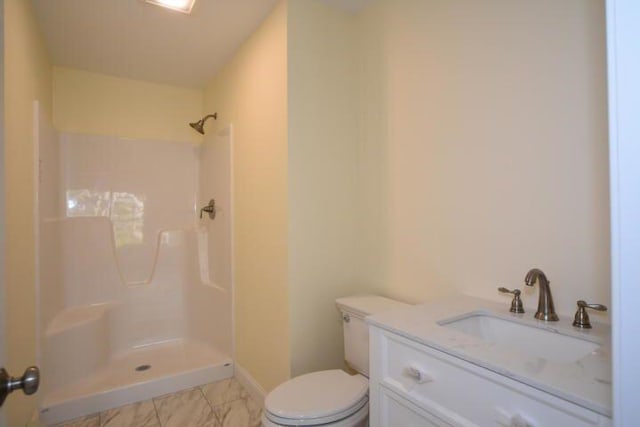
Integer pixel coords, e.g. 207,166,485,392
369,326,612,427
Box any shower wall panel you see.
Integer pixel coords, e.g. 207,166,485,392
195,125,233,356
39,134,201,393
61,134,198,286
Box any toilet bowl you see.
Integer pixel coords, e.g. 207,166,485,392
262,370,368,427
262,295,408,427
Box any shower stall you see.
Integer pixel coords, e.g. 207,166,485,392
33,102,234,425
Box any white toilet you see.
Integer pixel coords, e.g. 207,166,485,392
262,295,408,427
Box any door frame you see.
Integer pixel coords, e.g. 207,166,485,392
0,0,6,425
606,0,640,425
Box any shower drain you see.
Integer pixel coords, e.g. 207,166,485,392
135,364,151,372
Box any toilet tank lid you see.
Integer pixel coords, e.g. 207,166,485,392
336,295,409,318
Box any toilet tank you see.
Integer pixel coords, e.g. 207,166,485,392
336,295,408,377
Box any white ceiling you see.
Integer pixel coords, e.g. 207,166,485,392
32,0,280,88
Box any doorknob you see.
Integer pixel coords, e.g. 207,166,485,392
0,366,40,406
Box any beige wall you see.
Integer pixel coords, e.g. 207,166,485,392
354,0,610,316
223,0,609,389
287,0,373,377
4,0,53,423
53,67,203,144
204,0,290,392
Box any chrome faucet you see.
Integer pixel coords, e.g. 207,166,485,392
524,268,559,321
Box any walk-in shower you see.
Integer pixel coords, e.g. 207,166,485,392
34,102,234,425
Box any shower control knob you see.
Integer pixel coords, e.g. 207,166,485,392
0,366,40,407
199,199,216,220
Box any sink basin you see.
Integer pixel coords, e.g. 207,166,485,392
439,312,600,363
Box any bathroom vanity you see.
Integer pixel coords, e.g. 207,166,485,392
367,297,612,427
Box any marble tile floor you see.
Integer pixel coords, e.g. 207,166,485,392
53,378,262,427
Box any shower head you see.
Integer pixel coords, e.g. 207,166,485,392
189,113,218,135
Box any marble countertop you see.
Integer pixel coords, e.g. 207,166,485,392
366,295,612,417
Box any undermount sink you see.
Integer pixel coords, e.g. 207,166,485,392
438,312,601,364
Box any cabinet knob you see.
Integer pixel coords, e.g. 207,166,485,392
403,365,433,384
494,408,535,427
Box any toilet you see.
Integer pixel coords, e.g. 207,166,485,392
262,295,408,427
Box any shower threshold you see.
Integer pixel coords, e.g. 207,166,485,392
39,340,233,426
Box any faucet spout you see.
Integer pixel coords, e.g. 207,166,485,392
524,268,559,321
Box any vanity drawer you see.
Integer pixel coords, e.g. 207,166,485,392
376,330,603,427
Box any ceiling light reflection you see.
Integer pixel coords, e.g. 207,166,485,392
144,0,196,14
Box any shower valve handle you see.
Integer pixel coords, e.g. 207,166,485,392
200,199,216,220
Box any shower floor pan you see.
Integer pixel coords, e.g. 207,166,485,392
39,340,233,426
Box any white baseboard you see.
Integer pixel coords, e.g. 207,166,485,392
234,363,266,407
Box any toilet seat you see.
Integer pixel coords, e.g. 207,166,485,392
264,370,368,426
262,400,368,427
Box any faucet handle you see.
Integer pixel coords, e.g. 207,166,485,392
573,300,607,329
498,287,525,314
